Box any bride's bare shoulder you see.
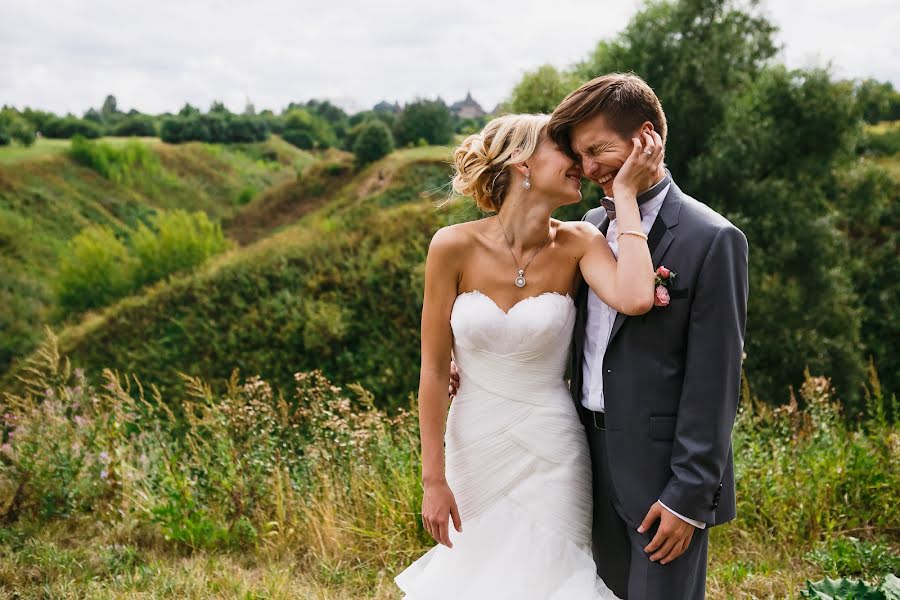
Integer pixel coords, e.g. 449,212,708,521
555,219,604,244
428,220,484,257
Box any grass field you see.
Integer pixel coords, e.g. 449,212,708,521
0,136,163,165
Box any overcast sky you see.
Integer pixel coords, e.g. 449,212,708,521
1,0,897,116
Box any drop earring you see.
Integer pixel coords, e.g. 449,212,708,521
523,173,531,190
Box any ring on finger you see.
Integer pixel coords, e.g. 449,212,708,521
644,149,653,156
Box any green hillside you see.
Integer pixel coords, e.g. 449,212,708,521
0,136,311,374
1,145,477,407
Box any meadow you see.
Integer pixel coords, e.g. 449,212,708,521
1,0,898,596
0,332,897,599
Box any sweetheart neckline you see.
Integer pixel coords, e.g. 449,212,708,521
456,289,574,316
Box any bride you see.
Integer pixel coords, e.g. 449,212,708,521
395,113,662,598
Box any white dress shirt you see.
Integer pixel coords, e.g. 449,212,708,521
580,180,707,530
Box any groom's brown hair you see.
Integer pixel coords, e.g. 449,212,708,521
548,72,668,157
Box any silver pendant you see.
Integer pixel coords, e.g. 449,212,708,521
515,269,526,288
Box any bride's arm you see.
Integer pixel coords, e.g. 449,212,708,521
418,226,463,547
577,133,661,314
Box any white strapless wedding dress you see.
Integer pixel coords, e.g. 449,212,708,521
395,290,620,599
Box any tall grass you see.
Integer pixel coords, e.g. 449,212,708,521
0,332,896,597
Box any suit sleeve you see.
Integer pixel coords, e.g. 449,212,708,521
658,225,749,524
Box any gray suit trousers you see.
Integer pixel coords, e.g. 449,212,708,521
582,406,709,600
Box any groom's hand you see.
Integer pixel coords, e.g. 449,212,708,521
448,360,460,397
639,501,695,564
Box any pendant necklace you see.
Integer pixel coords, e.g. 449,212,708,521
496,214,551,288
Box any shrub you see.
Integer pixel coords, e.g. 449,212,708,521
802,575,900,599
281,128,314,150
281,109,336,150
111,114,157,137
161,115,205,143
0,109,36,146
55,225,137,313
130,209,229,286
862,123,900,156
352,120,394,167
68,136,161,183
42,116,103,139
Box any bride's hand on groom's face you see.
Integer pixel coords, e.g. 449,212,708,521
638,500,695,565
611,129,664,199
422,479,463,548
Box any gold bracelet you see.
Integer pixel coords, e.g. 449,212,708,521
616,230,648,242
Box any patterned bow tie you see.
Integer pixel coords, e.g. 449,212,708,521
599,170,672,221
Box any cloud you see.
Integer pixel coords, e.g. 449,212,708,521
0,0,895,116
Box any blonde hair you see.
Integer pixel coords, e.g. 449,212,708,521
451,113,550,212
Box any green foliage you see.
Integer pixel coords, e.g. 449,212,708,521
42,115,103,139
56,225,137,313
130,209,230,287
111,113,158,137
351,119,395,167
68,136,162,183
855,79,900,124
806,537,900,581
20,107,57,132
281,108,337,150
576,0,778,185
0,108,37,146
0,337,896,596
731,373,898,549
160,112,268,144
691,66,866,405
832,163,900,400
393,99,454,146
862,122,900,156
802,575,900,600
508,64,578,113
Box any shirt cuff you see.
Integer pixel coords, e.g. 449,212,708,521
659,500,707,529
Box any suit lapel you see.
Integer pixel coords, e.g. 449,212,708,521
607,182,683,344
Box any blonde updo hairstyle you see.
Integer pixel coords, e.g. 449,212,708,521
452,113,550,212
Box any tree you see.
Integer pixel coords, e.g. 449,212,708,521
854,78,900,123
352,120,395,167
393,99,453,146
281,109,336,149
509,64,578,113
691,67,865,406
101,94,119,119
0,109,36,146
112,114,157,137
42,116,103,139
576,0,778,186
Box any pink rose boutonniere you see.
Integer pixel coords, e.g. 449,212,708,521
654,266,676,308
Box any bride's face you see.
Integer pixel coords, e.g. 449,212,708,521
525,136,583,205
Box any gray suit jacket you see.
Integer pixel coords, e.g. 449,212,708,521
570,179,749,527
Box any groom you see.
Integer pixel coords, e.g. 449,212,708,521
548,73,749,598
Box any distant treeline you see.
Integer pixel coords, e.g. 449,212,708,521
0,96,489,168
